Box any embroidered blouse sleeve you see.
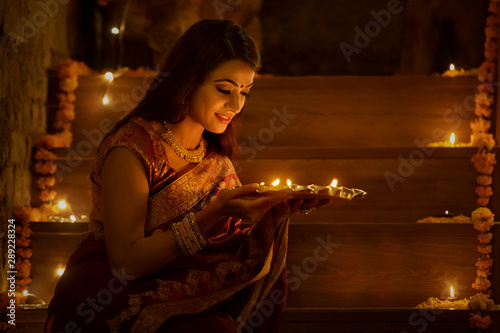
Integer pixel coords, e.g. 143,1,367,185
94,121,157,186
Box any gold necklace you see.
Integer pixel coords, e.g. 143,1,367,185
161,122,206,163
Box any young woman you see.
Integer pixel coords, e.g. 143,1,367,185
45,20,328,333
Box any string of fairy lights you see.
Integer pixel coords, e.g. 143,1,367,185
102,0,132,106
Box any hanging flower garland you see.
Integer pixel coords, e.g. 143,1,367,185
469,207,495,331
471,0,498,208
467,1,499,331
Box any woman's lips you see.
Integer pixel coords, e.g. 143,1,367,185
215,113,232,124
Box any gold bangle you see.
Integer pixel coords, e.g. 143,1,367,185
179,219,199,255
177,220,196,255
171,222,189,256
187,213,206,247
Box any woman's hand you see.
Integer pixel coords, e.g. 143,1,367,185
215,183,291,222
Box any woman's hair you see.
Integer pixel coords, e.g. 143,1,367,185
109,19,261,157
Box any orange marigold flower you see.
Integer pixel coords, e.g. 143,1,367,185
477,197,490,206
58,59,79,79
489,1,500,14
474,104,493,118
470,118,491,133
56,108,76,122
60,77,78,92
16,248,33,259
478,232,493,243
473,220,495,232
34,147,57,161
471,151,496,175
476,256,494,270
36,134,58,150
475,91,494,106
477,269,491,279
475,186,493,197
56,92,76,103
485,26,499,38
472,277,491,291
472,207,495,222
478,81,495,93
34,160,57,175
52,130,73,148
36,175,56,189
469,313,492,329
477,175,493,186
39,189,57,202
469,293,495,310
478,244,493,254
477,135,495,152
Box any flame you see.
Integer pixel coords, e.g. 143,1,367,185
260,182,265,185
331,178,338,187
111,27,120,34
57,268,65,276
450,133,455,145
57,200,67,210
70,215,76,222
23,290,28,296
449,64,455,71
450,286,455,298
287,179,292,187
102,94,110,105
272,179,280,186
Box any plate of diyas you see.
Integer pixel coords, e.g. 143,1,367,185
225,179,367,201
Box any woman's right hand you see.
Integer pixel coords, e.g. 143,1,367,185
214,183,291,222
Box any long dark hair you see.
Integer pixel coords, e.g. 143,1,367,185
109,19,261,157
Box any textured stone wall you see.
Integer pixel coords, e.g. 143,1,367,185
0,0,74,290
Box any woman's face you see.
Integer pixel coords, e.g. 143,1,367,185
186,59,255,134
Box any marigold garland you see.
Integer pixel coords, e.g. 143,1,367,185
6,59,89,307
471,0,498,216
470,207,496,331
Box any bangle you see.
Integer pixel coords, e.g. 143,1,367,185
171,213,206,256
171,222,190,256
187,213,207,247
178,218,199,255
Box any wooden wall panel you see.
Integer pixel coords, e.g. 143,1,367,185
236,149,481,223
284,223,498,308
69,75,479,149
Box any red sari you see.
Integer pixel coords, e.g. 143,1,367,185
45,118,288,333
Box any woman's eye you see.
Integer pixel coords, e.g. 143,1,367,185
217,88,230,95
241,92,251,98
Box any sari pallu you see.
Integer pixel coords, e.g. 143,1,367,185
45,118,288,333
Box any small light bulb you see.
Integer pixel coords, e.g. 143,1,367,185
102,95,109,105
104,72,114,82
111,27,120,34
23,290,28,296
57,200,67,210
70,215,76,222
449,64,455,71
57,268,65,276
